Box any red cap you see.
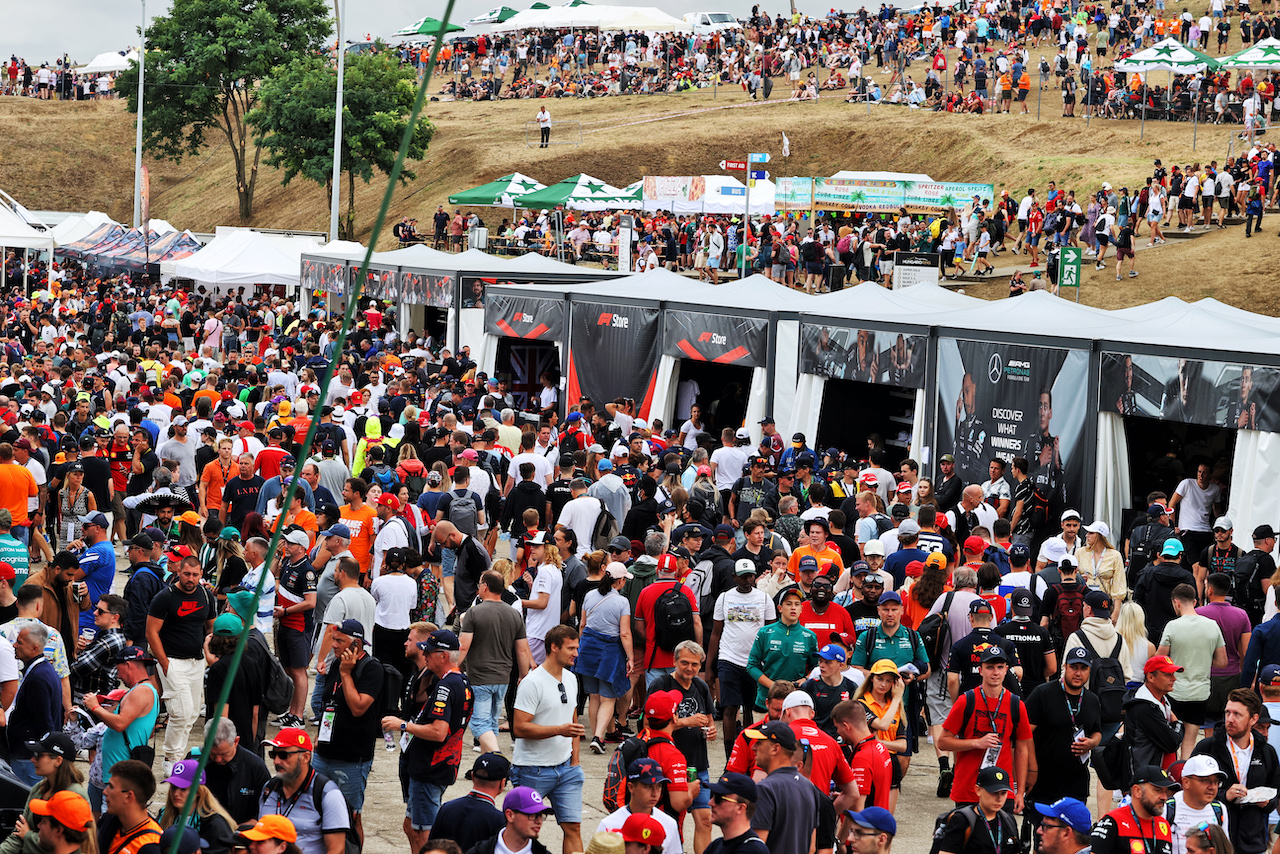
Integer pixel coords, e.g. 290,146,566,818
963,536,986,555
221,390,233,400
896,481,912,493
645,689,682,721
936,512,950,529
239,421,255,431
858,471,878,485
620,813,667,846
656,553,678,573
377,493,401,511
0,562,14,582
1144,655,1185,675
263,727,313,751
166,544,195,562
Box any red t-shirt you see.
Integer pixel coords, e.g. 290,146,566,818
979,592,1008,624
256,445,290,479
726,721,765,777
789,718,855,796
639,730,690,828
848,735,894,810
799,602,857,640
942,688,1032,802
634,581,699,669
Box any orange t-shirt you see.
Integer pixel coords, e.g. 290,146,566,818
108,819,161,854
340,504,377,574
200,457,235,510
193,389,220,410
786,544,846,579
0,463,37,525
273,509,318,546
163,392,183,410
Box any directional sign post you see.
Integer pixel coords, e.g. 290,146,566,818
748,152,771,163
719,159,747,171
1058,246,1082,302
720,186,746,196
749,170,768,180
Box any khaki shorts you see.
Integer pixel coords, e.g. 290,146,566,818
111,494,126,520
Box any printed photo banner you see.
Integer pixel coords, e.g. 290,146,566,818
299,258,348,295
936,339,1090,515
459,275,490,309
799,322,927,387
485,292,566,341
399,271,454,307
775,177,995,214
360,265,399,301
642,176,707,201
1101,352,1280,431
663,309,769,368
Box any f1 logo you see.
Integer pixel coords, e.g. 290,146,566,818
597,313,613,326
698,332,712,342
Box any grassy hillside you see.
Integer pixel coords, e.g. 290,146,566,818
2,86,1278,311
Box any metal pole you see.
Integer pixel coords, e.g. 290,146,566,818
1141,72,1146,139
329,0,347,242
132,0,146,228
1193,76,1199,149
741,167,751,280
1037,70,1042,119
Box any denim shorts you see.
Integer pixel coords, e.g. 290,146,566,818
510,760,585,824
580,673,624,699
442,546,457,578
407,778,447,830
691,768,712,810
645,667,674,691
311,755,373,812
470,682,507,737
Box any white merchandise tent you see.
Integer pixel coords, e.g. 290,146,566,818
0,205,55,251
171,230,320,291
50,211,120,247
79,50,139,74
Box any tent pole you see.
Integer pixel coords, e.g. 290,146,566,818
1192,73,1198,150
1141,72,1146,139
23,249,29,301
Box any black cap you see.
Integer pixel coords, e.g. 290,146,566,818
123,533,154,550
977,766,1013,793
1084,590,1113,617
1131,765,1179,789
1255,524,1278,540
24,732,75,759
743,720,797,751
980,646,1010,664
709,772,758,803
969,598,994,615
465,752,511,781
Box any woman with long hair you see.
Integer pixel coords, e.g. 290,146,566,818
211,531,248,599
156,761,235,854
569,548,608,627
904,557,949,629
520,532,564,665
1,733,87,854
176,511,204,554
913,478,936,509
853,659,909,811
1116,600,1156,682
58,462,95,548
573,561,635,755
1078,520,1126,602
394,444,427,494
240,513,271,544
1186,823,1234,854
393,484,429,544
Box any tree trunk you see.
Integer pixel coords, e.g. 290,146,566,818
340,169,356,241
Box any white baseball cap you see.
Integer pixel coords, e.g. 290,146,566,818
782,691,815,711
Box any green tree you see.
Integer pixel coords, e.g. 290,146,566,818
118,0,332,222
247,48,434,240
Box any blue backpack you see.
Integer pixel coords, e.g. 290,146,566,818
983,544,1012,576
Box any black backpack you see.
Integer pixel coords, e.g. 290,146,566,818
1126,524,1164,587
376,656,404,719
1078,634,1127,724
650,582,696,664
603,736,665,811
930,805,1023,854
870,513,894,537
918,591,957,670
1231,550,1267,623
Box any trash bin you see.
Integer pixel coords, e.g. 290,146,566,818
469,227,488,251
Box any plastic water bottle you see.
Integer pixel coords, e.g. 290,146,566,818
384,731,396,752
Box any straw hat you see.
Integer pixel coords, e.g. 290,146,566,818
584,832,625,854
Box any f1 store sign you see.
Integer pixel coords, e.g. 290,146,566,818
596,313,630,329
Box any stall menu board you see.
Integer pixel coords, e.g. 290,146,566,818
935,338,1090,517
1101,352,1280,431
799,323,927,388
663,309,769,368
399,271,454,307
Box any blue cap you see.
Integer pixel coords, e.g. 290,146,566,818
319,523,352,539
335,619,365,639
1033,797,1093,834
1161,538,1185,557
279,455,296,469
1261,664,1280,686
1009,542,1031,563
565,412,583,423
709,772,757,802
159,826,207,854
845,807,897,836
851,560,870,576
626,757,670,785
418,629,460,652
597,459,613,471
878,590,902,606
1063,646,1092,666
818,644,847,663
797,555,820,572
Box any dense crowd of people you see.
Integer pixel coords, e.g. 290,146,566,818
0,248,1274,854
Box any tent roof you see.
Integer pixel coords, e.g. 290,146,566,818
0,205,55,251
1101,296,1280,354
804,281,963,326
552,268,720,303
828,170,934,183
696,275,813,313
148,219,177,235
174,230,320,287
50,210,119,247
79,50,138,74
448,172,545,207
1114,37,1220,72
1190,297,1280,333
1221,37,1280,68
502,253,619,277
369,244,456,268
938,290,1132,341
303,240,370,263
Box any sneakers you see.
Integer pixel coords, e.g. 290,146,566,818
1095,263,1105,270
1129,270,1139,278
273,713,304,729
937,769,954,798
1116,275,1122,281
590,737,606,755
605,730,628,744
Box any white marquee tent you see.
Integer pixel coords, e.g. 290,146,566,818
169,230,320,290
79,50,139,75
50,211,120,247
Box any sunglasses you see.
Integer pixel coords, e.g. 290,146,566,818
93,606,109,614
712,795,744,806
557,683,568,704
268,749,305,759
1040,820,1065,831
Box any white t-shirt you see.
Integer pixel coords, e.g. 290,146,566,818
0,636,19,685
371,516,409,580
711,446,749,491
512,665,578,767
510,451,554,486
597,807,682,854
1168,792,1230,854
525,562,564,644
370,571,416,631
23,460,45,513
680,420,707,450
240,564,277,633
1173,478,1222,532
712,587,776,667
557,495,602,558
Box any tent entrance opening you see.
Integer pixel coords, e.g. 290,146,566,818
495,338,561,414
675,360,753,436
816,381,916,468
1120,416,1236,535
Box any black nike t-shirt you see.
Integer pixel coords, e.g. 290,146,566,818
149,584,214,659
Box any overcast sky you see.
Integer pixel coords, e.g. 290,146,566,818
10,0,777,64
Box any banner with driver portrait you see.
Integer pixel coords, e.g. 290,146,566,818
798,322,927,387
1100,352,1280,431
935,338,1091,516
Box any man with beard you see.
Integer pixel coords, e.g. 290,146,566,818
1030,388,1067,512
1116,355,1140,415
811,327,850,379
1089,765,1177,854
1224,365,1258,429
258,728,351,854
954,372,987,476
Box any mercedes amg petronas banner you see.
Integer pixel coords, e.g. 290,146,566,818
485,293,566,341
1101,352,1280,431
567,301,661,417
935,339,1090,515
798,323,927,388
663,310,768,368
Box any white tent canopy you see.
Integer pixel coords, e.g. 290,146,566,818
369,244,457,267
79,50,139,74
0,206,55,251
50,210,120,247
495,2,687,32
170,230,320,288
